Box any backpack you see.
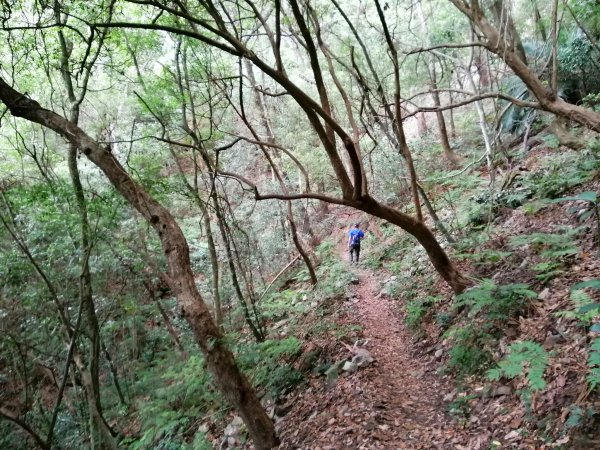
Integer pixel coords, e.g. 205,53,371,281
350,229,362,245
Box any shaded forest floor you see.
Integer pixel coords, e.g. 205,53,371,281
267,147,600,449
232,144,600,450
276,249,480,449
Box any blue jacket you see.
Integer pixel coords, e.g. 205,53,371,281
348,228,364,245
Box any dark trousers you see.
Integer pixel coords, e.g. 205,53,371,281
349,244,361,262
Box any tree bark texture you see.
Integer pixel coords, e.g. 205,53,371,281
0,78,279,450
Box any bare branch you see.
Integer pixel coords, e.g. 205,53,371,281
404,41,488,55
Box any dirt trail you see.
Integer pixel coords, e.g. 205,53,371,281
276,237,482,449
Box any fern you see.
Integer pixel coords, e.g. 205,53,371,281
588,338,600,390
509,227,580,259
455,279,537,320
445,324,495,376
557,280,600,325
487,341,549,391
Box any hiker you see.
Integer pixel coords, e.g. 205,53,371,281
348,223,365,264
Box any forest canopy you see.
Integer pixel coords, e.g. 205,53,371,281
2,1,600,449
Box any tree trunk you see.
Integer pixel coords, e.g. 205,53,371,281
474,50,490,88
451,0,600,133
68,145,116,450
490,0,528,65
417,185,456,244
245,61,318,284
212,190,266,341
431,88,462,167
0,78,279,450
416,112,428,136
356,196,469,294
202,211,224,325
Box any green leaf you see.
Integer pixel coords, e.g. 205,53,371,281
578,303,600,314
486,341,548,391
552,191,597,203
580,210,594,222
591,324,600,333
572,279,600,291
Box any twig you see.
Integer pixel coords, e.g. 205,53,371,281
257,254,301,303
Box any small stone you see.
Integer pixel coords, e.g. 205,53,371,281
198,423,210,433
352,349,374,367
434,349,444,359
443,392,455,402
274,319,288,329
224,423,238,437
543,333,563,350
342,360,358,373
504,430,520,440
297,348,322,372
232,416,243,426
538,288,550,300
274,402,294,417
350,277,360,285
492,385,512,397
519,257,530,269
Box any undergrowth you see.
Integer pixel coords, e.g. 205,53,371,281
372,139,600,443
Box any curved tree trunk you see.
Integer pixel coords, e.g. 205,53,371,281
356,196,469,294
451,0,600,133
431,87,462,167
0,78,279,450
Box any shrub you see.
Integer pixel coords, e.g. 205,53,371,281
488,340,549,391
445,325,495,376
405,296,442,330
455,279,537,321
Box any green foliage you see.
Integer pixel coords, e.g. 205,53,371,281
572,279,600,291
557,281,600,350
521,199,553,216
314,241,355,298
236,337,303,398
509,227,580,259
557,289,600,325
487,341,549,391
445,325,495,376
405,296,442,330
261,290,309,321
553,191,598,204
456,249,513,266
522,156,596,199
455,279,537,321
499,75,534,134
532,261,564,283
127,355,221,450
587,338,600,390
447,393,477,422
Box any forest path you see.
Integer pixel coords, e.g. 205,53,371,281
275,226,481,449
